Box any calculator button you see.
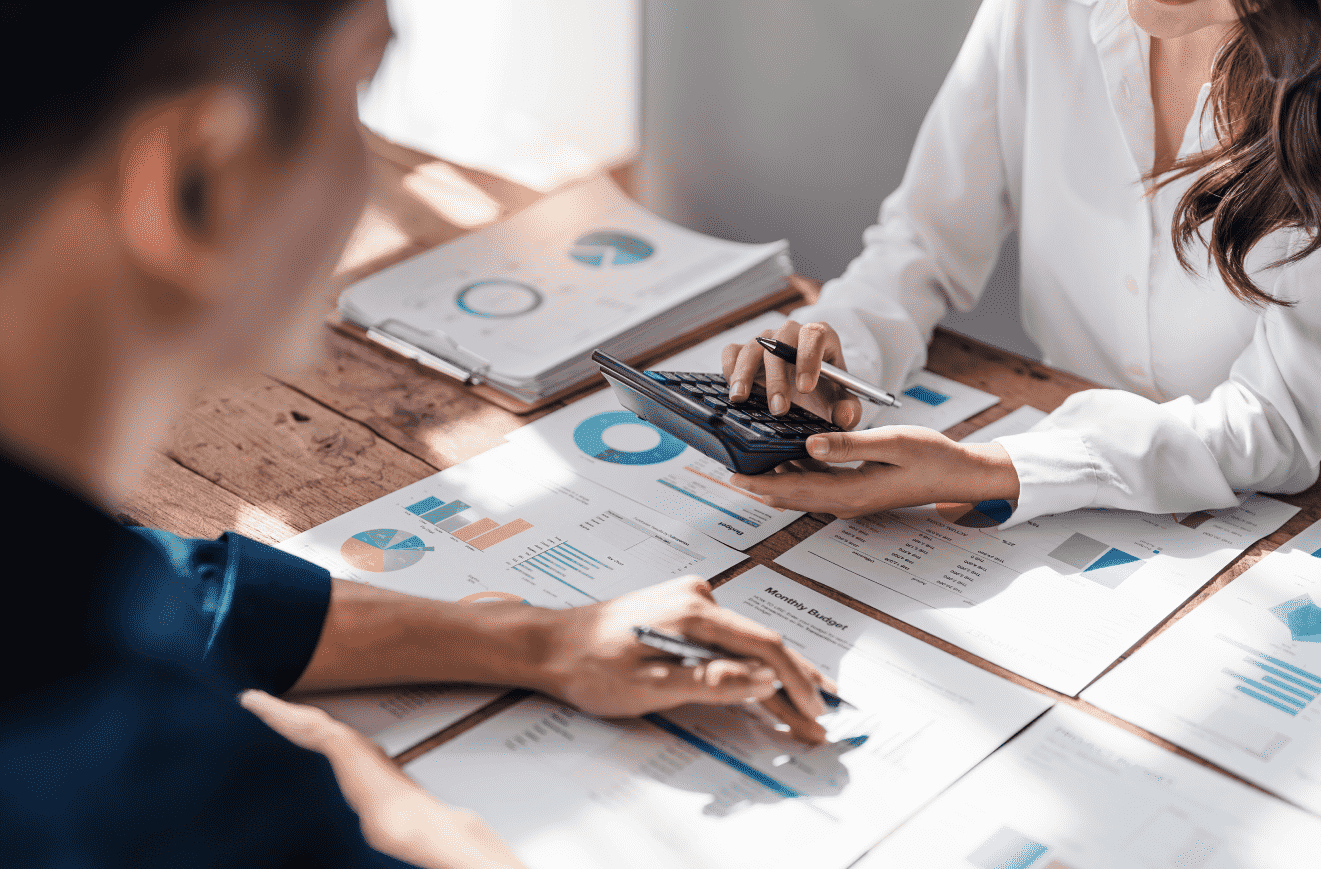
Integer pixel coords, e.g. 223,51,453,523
701,395,726,410
644,371,667,382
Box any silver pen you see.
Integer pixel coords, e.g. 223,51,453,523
755,337,902,408
631,625,854,710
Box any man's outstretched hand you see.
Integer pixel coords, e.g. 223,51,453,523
532,576,835,744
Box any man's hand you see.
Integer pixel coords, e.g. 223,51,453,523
532,576,834,744
722,319,863,429
731,426,1021,517
240,690,526,869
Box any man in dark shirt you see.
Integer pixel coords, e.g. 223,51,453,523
0,2,827,866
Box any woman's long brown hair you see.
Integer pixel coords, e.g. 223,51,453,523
1155,0,1321,306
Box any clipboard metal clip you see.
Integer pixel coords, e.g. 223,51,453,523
366,327,487,387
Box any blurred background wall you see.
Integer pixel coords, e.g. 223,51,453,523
360,0,1039,360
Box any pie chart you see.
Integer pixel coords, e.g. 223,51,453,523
570,230,654,267
935,500,1013,528
573,411,686,465
341,529,433,573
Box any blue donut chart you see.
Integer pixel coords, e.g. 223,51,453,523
455,279,544,318
573,411,686,465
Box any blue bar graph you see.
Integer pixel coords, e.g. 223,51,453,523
509,541,611,601
406,496,444,515
1235,685,1300,716
1218,635,1321,716
421,500,469,524
1250,660,1321,695
1224,669,1305,708
1260,674,1316,701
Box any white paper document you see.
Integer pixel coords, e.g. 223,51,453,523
858,704,1320,868
296,686,503,757
875,368,999,432
279,442,744,607
959,405,1049,443
1084,518,1321,814
776,495,1298,694
507,313,802,550
403,565,1051,869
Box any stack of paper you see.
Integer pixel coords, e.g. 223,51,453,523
339,176,791,403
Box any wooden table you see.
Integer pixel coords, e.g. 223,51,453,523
121,133,1321,779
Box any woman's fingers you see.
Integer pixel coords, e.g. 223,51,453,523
763,322,800,415
792,322,836,393
728,335,772,402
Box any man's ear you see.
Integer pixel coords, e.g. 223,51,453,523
112,87,259,316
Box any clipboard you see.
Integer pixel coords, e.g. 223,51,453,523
329,276,813,415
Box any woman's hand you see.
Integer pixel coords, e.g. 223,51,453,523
240,690,527,869
731,426,1021,517
532,576,834,744
722,320,863,429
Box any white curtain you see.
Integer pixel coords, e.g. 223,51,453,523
361,0,639,192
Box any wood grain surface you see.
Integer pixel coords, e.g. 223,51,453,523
119,134,1321,791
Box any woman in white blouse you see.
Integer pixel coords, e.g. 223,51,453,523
723,0,1321,526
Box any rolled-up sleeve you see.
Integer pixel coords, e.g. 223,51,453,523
127,528,331,694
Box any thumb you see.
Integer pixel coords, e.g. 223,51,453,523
806,431,865,463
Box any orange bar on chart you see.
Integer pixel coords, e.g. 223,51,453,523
469,518,533,551
452,517,498,542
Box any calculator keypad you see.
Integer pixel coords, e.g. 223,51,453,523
646,370,844,442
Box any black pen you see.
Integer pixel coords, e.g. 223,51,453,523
632,625,854,711
755,337,902,408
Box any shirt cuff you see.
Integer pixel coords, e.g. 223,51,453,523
994,429,1100,527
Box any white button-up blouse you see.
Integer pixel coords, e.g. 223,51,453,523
794,0,1321,525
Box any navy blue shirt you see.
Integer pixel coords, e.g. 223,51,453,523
0,453,416,868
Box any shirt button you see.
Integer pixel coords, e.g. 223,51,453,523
1126,362,1147,379
1125,276,1139,295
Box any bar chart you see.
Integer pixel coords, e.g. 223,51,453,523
508,539,614,601
407,495,533,551
1219,636,1321,716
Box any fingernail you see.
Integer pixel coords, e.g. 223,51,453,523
798,375,812,392
729,380,745,398
807,436,829,458
770,395,787,415
752,666,776,682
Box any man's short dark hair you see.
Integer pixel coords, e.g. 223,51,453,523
0,1,352,233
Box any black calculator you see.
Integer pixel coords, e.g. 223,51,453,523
592,350,845,475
